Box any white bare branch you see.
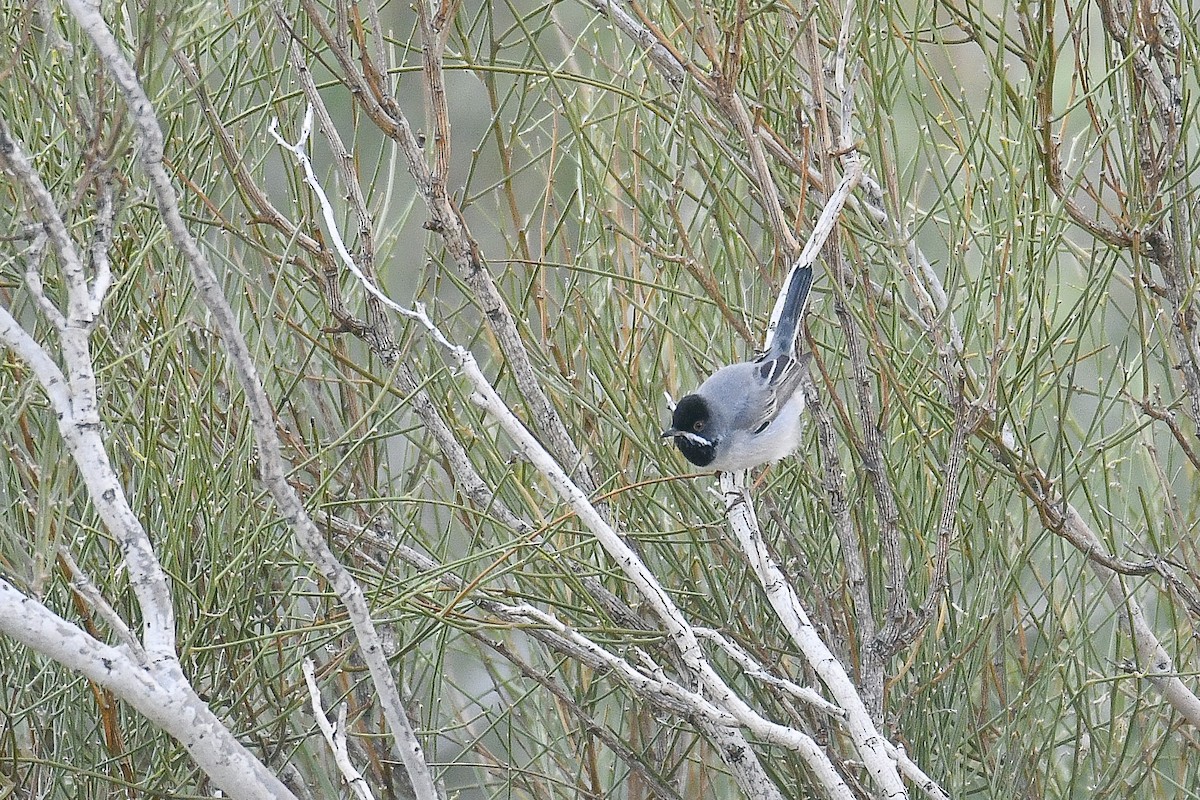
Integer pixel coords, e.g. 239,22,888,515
59,4,442,797
0,578,294,798
0,115,177,662
720,472,914,800
303,659,377,800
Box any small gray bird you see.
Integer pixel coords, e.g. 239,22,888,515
661,264,814,472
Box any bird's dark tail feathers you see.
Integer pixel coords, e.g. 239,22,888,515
765,262,814,358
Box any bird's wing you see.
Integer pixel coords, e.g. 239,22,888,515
734,352,808,434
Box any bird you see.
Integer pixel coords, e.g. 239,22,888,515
661,264,814,472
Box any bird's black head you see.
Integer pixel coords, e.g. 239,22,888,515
661,394,717,467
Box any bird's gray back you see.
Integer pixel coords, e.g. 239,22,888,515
697,361,773,431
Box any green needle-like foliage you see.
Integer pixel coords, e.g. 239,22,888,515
1,0,1198,798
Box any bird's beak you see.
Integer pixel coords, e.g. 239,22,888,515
660,427,681,439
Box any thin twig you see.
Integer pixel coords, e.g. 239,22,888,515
280,34,396,358
284,0,601,497
57,546,146,665
694,626,845,718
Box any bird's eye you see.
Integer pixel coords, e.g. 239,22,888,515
692,420,705,432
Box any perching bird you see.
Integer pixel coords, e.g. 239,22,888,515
661,264,814,472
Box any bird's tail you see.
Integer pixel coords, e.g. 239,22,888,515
764,262,814,357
